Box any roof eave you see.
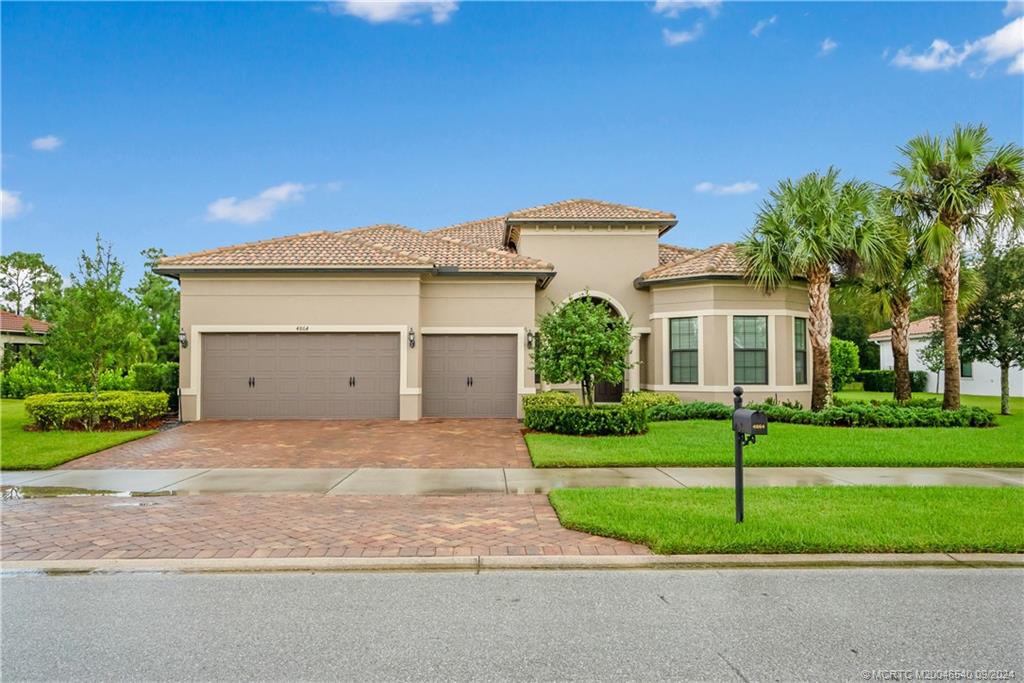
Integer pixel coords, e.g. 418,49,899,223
153,265,434,276
634,273,746,289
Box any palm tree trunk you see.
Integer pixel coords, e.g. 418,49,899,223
807,264,833,411
937,233,961,410
1001,363,1010,416
890,292,912,402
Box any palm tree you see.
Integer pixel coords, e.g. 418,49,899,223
739,168,894,411
840,190,932,402
892,125,1024,409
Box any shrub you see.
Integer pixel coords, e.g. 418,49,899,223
0,361,63,399
648,401,732,422
860,370,896,392
830,337,860,392
24,391,169,431
524,404,647,435
522,391,578,411
621,391,680,411
910,371,929,392
99,369,133,391
131,362,180,409
747,401,994,428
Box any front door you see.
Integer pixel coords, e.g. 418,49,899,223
594,378,624,403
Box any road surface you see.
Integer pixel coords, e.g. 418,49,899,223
2,568,1021,681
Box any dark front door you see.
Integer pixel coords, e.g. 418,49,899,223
594,378,624,403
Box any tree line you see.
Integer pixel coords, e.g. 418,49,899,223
740,124,1023,414
0,236,179,399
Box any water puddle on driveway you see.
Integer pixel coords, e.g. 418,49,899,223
1,485,176,501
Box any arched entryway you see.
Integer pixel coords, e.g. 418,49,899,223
560,291,629,403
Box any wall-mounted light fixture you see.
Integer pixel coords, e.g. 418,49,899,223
408,328,416,349
178,329,189,348
526,330,535,349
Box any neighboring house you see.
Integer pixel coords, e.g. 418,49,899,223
0,310,50,360
156,199,812,421
869,315,1024,397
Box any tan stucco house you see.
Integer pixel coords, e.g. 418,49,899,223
156,199,812,421
0,311,50,360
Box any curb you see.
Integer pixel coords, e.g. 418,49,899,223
2,553,1021,575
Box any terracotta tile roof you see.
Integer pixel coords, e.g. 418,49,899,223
346,224,551,271
868,316,941,341
639,243,744,284
428,215,508,251
158,225,552,273
157,229,433,269
658,243,699,265
506,198,676,222
0,311,49,334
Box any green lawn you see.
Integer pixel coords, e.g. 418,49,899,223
1,399,156,470
550,486,1024,554
527,392,1024,468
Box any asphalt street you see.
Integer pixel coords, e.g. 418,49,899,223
2,568,1021,682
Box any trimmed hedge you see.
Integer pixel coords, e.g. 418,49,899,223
522,391,578,411
0,361,70,399
750,401,994,428
860,369,929,393
621,391,680,411
648,401,732,422
24,391,169,431
644,397,994,429
524,404,648,436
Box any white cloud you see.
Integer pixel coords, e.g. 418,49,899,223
750,15,777,38
694,181,759,196
206,182,310,224
652,0,721,18
891,39,971,71
1005,1,1024,17
31,135,62,151
327,1,457,24
663,24,704,46
1,189,30,220
891,17,1024,75
819,37,839,56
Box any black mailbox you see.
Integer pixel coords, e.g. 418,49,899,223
732,408,768,436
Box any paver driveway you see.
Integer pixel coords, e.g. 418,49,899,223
0,494,647,560
61,419,531,469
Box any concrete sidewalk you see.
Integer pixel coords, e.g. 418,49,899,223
3,466,1021,495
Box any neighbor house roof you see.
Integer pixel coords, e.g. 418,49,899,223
156,225,552,275
868,316,940,342
0,311,50,334
506,198,676,222
637,243,745,286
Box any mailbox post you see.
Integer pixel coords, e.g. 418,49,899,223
731,386,767,523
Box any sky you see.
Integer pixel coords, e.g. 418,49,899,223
2,1,1022,284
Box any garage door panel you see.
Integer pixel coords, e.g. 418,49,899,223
422,334,517,418
201,333,399,420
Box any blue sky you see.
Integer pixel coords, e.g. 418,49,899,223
2,1,1022,283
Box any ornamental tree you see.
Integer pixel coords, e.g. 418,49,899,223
959,245,1024,416
532,296,633,407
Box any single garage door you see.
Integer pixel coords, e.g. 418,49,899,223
201,333,399,419
422,334,517,418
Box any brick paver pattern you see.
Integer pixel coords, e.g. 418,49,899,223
61,419,531,469
0,494,647,560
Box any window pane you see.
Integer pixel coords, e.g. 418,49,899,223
734,316,768,384
671,350,698,384
794,318,806,351
961,360,973,378
794,318,807,384
670,317,697,351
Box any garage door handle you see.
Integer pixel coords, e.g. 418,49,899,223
469,376,474,387
248,377,254,388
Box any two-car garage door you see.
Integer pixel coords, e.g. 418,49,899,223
200,332,518,420
201,333,400,420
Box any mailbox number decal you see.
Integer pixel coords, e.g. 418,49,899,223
296,325,310,332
